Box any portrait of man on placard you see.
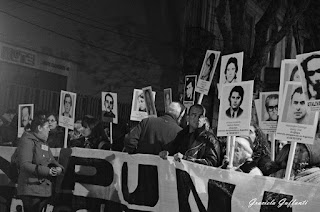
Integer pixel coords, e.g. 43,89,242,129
184,75,197,102
62,93,73,118
225,86,244,119
282,85,314,125
102,92,118,124
18,104,34,137
297,52,320,100
264,94,279,121
219,52,243,85
199,52,216,81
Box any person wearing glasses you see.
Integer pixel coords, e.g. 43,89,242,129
264,94,279,121
62,93,72,118
301,54,320,100
47,113,64,148
103,93,116,119
287,87,313,125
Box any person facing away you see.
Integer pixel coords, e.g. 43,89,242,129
124,102,186,155
226,86,244,118
17,114,64,212
160,104,222,167
264,94,279,121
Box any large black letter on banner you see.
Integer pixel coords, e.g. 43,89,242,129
176,169,236,212
121,162,159,207
259,191,293,212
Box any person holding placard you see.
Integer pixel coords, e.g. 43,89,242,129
160,104,222,167
225,86,244,118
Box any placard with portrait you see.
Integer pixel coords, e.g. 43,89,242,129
101,92,118,124
59,90,77,129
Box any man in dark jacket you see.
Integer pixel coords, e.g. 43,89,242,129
124,102,185,155
160,104,222,167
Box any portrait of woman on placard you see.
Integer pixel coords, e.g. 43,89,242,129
200,53,215,81
224,57,238,84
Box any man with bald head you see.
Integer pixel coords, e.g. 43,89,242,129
124,102,186,155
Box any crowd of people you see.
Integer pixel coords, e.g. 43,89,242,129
1,98,320,211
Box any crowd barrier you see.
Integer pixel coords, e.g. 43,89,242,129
0,147,320,212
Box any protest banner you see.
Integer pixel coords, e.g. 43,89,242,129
0,147,320,211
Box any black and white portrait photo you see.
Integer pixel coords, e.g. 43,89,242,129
184,75,197,103
130,89,156,121
102,92,118,124
59,90,77,129
164,88,172,113
18,104,34,137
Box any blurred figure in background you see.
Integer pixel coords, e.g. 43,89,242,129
46,113,64,148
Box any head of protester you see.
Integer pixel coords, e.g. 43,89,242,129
16,114,64,212
69,115,110,150
46,112,64,148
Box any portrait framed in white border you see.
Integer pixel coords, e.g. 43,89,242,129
195,50,220,95
18,104,34,138
259,91,279,134
183,75,197,103
276,81,318,144
130,89,156,122
217,81,254,137
164,88,172,113
102,92,118,124
59,90,76,129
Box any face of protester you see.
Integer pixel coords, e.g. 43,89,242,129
226,62,236,83
291,92,307,122
306,58,320,90
267,98,278,121
38,122,50,141
188,107,204,132
47,115,57,130
81,125,92,137
186,82,193,98
233,141,249,167
230,91,241,110
138,96,146,111
105,95,113,112
64,96,72,113
21,107,30,127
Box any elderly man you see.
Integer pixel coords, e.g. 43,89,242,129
160,104,222,167
265,94,279,121
124,102,185,155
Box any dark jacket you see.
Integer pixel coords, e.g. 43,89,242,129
47,127,64,148
226,107,243,118
17,132,63,197
124,114,182,155
165,127,222,167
